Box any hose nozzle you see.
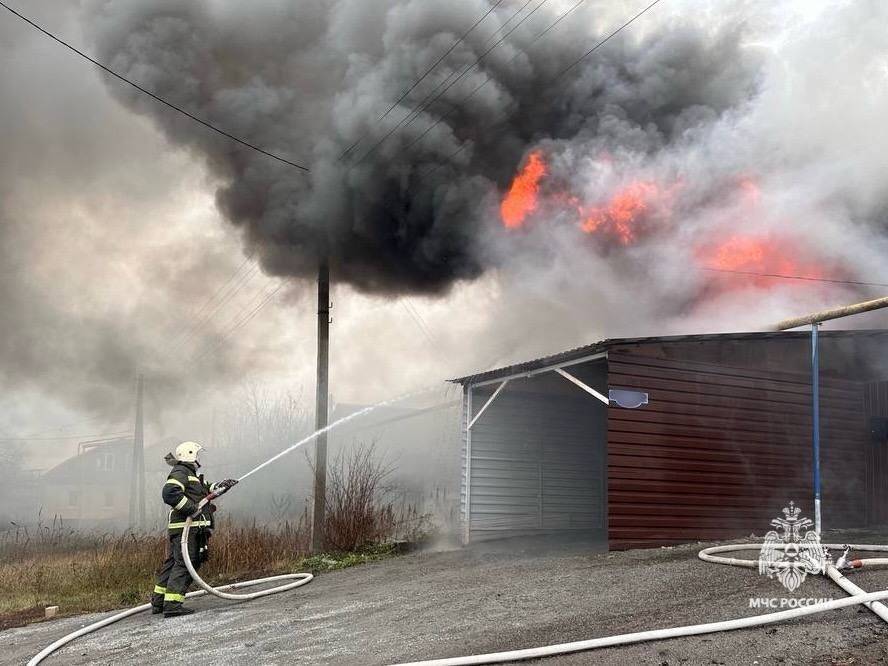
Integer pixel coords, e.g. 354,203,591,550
836,545,853,570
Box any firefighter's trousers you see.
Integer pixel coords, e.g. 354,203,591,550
151,530,203,610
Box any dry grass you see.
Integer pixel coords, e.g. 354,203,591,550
323,443,431,552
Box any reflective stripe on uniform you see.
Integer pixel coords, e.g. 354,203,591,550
163,592,185,602
153,585,166,594
165,478,185,490
174,496,189,510
168,519,212,529
188,476,201,483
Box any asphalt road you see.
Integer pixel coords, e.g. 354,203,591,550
4,536,888,665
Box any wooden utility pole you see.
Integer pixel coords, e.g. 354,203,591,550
128,374,145,530
311,261,330,552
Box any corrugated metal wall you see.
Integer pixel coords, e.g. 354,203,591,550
463,369,607,543
607,350,868,550
864,381,888,525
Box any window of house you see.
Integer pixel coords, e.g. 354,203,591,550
68,490,80,507
96,453,114,472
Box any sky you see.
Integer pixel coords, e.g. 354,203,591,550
2,0,888,471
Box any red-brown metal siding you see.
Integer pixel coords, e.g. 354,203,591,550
865,381,888,525
607,350,867,550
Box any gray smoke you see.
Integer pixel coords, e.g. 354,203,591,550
84,0,759,295
0,2,281,423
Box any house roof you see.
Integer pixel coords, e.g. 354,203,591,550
42,437,131,482
449,329,888,385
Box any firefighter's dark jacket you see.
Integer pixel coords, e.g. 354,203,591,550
162,461,218,534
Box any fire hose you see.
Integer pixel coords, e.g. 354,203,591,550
26,490,314,666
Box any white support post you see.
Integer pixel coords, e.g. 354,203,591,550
467,379,509,430
463,386,472,545
554,367,609,405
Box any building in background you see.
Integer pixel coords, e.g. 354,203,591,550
452,330,888,549
41,435,178,529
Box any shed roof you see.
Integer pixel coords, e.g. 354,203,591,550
449,329,888,385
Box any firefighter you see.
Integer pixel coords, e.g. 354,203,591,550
150,441,237,617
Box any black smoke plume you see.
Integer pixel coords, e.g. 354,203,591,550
85,0,754,294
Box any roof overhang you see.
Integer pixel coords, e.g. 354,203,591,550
449,329,888,386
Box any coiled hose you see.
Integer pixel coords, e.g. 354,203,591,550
27,508,313,666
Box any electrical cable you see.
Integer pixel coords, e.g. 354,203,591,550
551,0,663,82
193,282,286,362
0,1,310,172
364,0,661,168
351,0,547,168
420,0,658,176
0,431,130,442
702,267,888,289
404,0,586,159
183,257,253,328
402,300,437,348
171,264,260,355
339,0,508,160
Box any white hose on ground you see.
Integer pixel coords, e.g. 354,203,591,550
180,509,313,601
26,511,313,666
392,544,888,666
26,568,313,666
825,564,888,621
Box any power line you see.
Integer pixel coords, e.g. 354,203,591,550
168,258,255,352
353,0,543,167
194,282,286,362
339,0,508,161
171,263,260,354
401,299,437,348
0,431,130,442
8,415,115,438
553,0,663,82
351,0,548,168
702,268,888,289
418,0,663,179
417,0,657,164
0,0,310,172
188,257,252,324
405,0,587,158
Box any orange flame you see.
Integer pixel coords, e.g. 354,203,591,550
698,234,836,294
581,181,660,245
500,150,547,229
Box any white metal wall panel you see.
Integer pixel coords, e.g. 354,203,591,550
464,363,607,542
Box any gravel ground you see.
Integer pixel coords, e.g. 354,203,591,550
4,532,888,666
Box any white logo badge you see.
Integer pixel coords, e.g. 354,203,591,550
759,502,827,592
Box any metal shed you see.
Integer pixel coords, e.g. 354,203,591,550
452,330,888,550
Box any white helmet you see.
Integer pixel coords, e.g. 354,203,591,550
174,441,203,464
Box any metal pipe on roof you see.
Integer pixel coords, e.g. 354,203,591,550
775,295,888,330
